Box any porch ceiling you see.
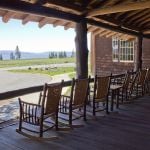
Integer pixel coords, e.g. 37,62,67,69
0,0,149,40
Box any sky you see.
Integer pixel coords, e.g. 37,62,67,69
0,18,90,53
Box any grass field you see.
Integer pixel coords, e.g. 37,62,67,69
0,58,75,68
9,67,76,77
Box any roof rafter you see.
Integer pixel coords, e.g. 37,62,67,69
2,11,15,23
38,17,50,28
22,14,32,25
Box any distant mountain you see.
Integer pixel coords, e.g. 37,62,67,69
0,50,73,60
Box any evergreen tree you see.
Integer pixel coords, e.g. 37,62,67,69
64,51,67,58
49,52,52,58
0,54,3,60
15,45,21,59
54,52,57,58
10,52,15,60
71,49,75,57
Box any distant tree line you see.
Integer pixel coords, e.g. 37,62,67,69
48,51,67,58
0,54,3,60
48,50,75,59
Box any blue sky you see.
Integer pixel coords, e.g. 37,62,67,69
0,18,90,53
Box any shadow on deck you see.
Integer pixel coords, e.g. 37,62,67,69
0,95,150,150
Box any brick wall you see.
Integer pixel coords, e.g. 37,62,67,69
94,36,134,75
142,38,150,68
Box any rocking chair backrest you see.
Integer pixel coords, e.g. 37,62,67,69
94,76,110,99
146,68,150,82
136,69,147,85
72,78,89,107
42,81,63,115
123,73,132,89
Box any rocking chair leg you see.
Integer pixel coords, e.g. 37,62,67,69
40,121,43,137
84,105,87,121
19,117,22,131
93,100,96,116
106,98,109,114
69,111,72,126
55,113,58,130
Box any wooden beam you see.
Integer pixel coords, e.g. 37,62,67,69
38,17,49,28
64,22,74,30
97,16,140,33
0,80,72,100
53,20,66,27
0,0,82,22
22,14,32,25
87,19,140,37
87,1,150,17
2,11,15,23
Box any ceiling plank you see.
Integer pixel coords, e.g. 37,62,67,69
127,9,150,24
105,32,118,38
87,1,150,17
93,28,105,36
99,30,112,37
133,14,150,26
87,26,97,32
138,18,150,27
43,0,83,15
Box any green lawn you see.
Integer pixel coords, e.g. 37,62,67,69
9,67,75,76
0,58,75,68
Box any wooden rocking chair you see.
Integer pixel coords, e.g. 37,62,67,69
16,81,63,139
92,75,110,116
59,78,90,128
134,69,147,97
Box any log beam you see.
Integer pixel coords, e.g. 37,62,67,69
75,20,88,79
87,1,150,17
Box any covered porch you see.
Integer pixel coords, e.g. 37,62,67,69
0,0,150,149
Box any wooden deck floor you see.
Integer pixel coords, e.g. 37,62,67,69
0,95,150,150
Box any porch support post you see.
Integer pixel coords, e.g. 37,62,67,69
134,35,143,71
75,19,88,79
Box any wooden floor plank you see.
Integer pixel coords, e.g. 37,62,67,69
0,95,150,150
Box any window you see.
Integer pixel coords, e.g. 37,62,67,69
112,37,134,62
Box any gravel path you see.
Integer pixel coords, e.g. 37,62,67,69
0,70,70,93
0,69,71,121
